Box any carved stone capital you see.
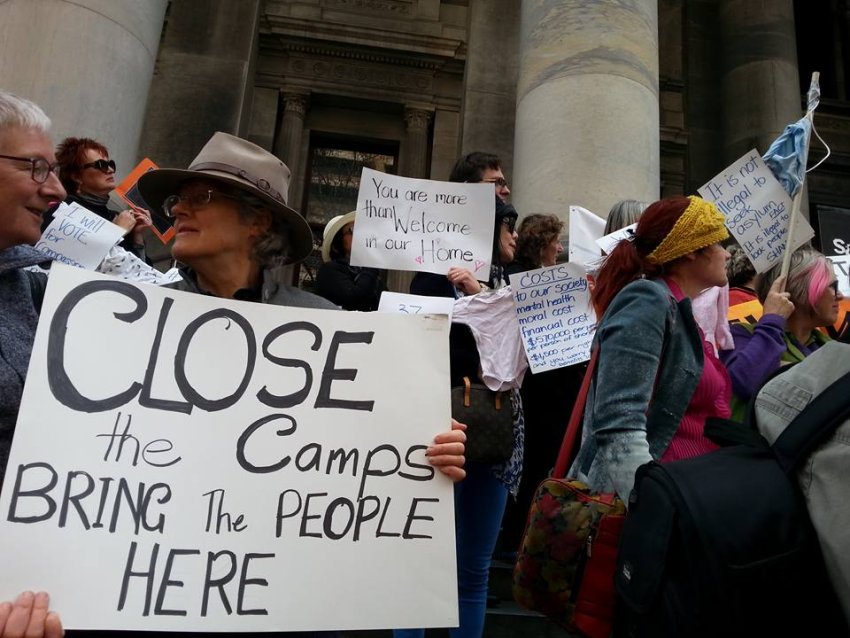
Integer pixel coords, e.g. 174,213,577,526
404,107,432,132
282,93,309,117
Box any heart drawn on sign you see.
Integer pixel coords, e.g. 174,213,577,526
474,260,486,272
415,256,424,264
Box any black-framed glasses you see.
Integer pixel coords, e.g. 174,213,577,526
829,280,840,295
501,217,517,233
81,159,116,173
0,153,60,184
483,177,509,188
162,190,242,217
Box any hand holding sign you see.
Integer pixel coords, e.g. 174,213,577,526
350,168,495,275
35,202,125,269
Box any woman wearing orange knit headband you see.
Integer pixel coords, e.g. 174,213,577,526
569,196,732,501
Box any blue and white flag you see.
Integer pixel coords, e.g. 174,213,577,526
761,74,821,198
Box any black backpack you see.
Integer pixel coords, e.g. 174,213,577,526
613,361,850,637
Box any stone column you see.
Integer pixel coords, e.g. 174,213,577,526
401,107,434,178
460,0,521,179
138,0,262,169
387,107,434,293
512,0,659,221
274,92,310,210
720,0,802,162
0,0,167,178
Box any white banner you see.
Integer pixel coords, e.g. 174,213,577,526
0,266,457,632
568,205,605,270
34,202,125,269
512,263,596,373
350,168,495,276
698,150,814,273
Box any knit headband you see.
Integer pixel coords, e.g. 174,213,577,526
646,196,729,265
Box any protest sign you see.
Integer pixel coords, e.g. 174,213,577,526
114,158,175,244
818,206,850,259
378,291,455,320
827,254,850,296
727,300,763,325
595,222,636,255
350,168,495,276
568,205,605,269
512,263,596,373
698,150,814,273
35,202,125,269
0,266,456,632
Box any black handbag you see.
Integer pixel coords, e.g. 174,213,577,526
450,376,513,463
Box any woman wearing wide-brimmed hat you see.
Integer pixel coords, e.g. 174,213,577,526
137,132,465,482
315,211,385,311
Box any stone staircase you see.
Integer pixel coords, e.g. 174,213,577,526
338,558,576,638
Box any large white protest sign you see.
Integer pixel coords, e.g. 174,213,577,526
350,168,495,276
0,266,456,632
568,205,605,269
512,263,596,373
34,202,126,269
698,150,814,273
378,291,455,320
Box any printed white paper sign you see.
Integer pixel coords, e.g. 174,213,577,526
378,291,455,321
350,168,495,276
595,223,637,255
698,150,814,273
0,266,457,633
512,263,597,373
35,202,125,269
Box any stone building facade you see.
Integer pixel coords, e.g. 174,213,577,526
2,0,849,280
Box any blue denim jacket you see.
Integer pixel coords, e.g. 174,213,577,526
570,278,704,501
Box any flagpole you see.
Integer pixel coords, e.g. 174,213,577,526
780,71,819,281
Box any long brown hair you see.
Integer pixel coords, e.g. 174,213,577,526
592,196,691,316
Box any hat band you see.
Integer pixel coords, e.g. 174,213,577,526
190,161,285,204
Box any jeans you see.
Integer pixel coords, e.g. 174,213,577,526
394,462,509,638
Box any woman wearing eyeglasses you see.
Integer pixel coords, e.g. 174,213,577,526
54,136,151,257
721,246,844,420
315,211,386,311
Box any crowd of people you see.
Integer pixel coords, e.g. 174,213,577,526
1,87,848,638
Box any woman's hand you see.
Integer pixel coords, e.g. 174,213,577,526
447,267,482,295
762,275,794,319
426,419,466,481
113,209,137,233
129,208,152,244
0,592,63,638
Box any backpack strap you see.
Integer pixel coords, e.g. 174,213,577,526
25,270,47,314
771,367,850,474
552,346,599,478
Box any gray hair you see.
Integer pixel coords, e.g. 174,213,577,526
0,91,51,135
757,246,828,310
236,194,291,268
726,243,757,288
604,199,650,235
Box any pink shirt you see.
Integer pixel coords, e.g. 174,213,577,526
661,279,732,462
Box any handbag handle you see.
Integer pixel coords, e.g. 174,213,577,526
552,346,599,479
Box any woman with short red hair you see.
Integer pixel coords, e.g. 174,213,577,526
53,136,151,257
570,196,733,501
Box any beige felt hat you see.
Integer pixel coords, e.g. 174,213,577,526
321,211,356,262
137,132,314,264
